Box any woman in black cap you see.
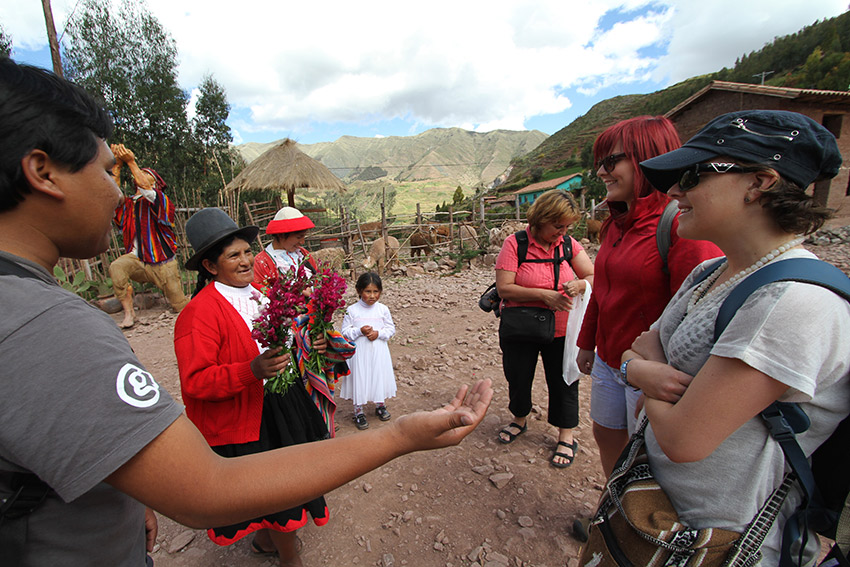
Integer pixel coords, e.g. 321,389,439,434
174,208,329,565
586,110,849,565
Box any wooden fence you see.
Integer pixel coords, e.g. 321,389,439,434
58,192,604,297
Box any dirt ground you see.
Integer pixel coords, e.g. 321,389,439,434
117,233,850,567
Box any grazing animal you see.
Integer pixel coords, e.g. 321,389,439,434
311,247,346,272
363,236,400,274
410,229,435,258
358,221,384,238
428,223,450,242
585,218,604,243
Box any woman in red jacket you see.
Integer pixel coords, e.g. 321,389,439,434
575,117,722,478
174,208,328,566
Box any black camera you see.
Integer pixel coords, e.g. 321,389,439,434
478,283,501,316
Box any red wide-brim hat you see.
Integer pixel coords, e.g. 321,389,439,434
266,206,315,234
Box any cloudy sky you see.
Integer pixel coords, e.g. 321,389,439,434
5,0,848,145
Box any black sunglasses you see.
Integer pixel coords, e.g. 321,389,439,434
595,153,627,174
677,163,762,191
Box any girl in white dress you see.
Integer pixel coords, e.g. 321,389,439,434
340,272,397,430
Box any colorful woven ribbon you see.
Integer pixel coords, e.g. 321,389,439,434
293,313,355,436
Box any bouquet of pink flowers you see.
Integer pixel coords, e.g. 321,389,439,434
304,265,348,374
252,265,309,395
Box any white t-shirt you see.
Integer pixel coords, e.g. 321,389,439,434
647,248,850,566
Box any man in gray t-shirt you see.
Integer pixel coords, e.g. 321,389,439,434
0,251,183,565
0,58,493,567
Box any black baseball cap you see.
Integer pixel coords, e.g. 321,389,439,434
639,110,842,192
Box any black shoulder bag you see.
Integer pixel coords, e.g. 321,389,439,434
497,231,573,344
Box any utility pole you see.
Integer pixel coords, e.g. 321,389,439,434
43,0,95,281
753,71,774,85
41,0,64,78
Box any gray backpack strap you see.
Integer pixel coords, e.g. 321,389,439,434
656,201,679,275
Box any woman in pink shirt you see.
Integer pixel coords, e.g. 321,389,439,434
495,190,594,468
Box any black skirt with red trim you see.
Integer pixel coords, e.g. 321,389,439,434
208,381,330,545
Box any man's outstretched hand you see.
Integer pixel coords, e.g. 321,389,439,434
392,379,494,453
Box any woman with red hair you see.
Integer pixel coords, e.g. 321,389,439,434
575,116,721,479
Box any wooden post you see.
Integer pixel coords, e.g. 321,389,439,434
340,206,355,280
41,0,64,78
381,187,388,275
515,197,521,220
340,206,351,256
449,206,455,252
479,196,486,233
416,203,421,226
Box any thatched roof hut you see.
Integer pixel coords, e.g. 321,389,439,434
226,138,346,206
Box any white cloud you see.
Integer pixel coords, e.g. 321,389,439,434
5,0,848,141
654,0,849,83
148,0,637,135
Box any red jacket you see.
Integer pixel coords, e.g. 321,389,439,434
576,196,722,369
173,283,263,446
252,247,317,291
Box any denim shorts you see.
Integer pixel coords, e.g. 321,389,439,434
589,353,642,435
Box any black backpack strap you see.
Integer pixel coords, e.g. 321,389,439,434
0,259,54,558
1,472,52,564
514,230,574,291
712,258,850,567
515,230,529,266
656,201,679,275
0,256,41,280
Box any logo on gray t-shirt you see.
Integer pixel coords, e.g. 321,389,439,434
115,363,161,408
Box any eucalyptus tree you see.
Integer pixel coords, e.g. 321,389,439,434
191,74,244,205
64,0,193,202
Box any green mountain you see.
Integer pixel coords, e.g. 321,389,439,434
505,10,850,189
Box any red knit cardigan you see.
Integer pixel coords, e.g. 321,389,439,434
173,283,263,446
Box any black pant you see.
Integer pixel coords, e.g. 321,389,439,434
499,335,579,429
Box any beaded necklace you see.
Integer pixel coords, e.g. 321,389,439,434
687,236,806,313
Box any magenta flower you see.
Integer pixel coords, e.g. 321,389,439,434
252,264,310,394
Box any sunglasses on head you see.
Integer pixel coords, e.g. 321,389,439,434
676,163,762,191
595,152,627,174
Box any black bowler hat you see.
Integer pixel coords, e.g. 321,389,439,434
184,208,259,271
640,110,842,192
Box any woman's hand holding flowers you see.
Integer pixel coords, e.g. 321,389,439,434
251,348,292,381
312,333,328,354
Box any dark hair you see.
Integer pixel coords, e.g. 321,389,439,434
0,57,113,212
593,116,680,234
355,272,382,295
741,163,832,235
191,235,244,297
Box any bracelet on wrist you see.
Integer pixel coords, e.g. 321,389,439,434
620,358,639,390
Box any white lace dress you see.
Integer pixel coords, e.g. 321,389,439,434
339,299,397,405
